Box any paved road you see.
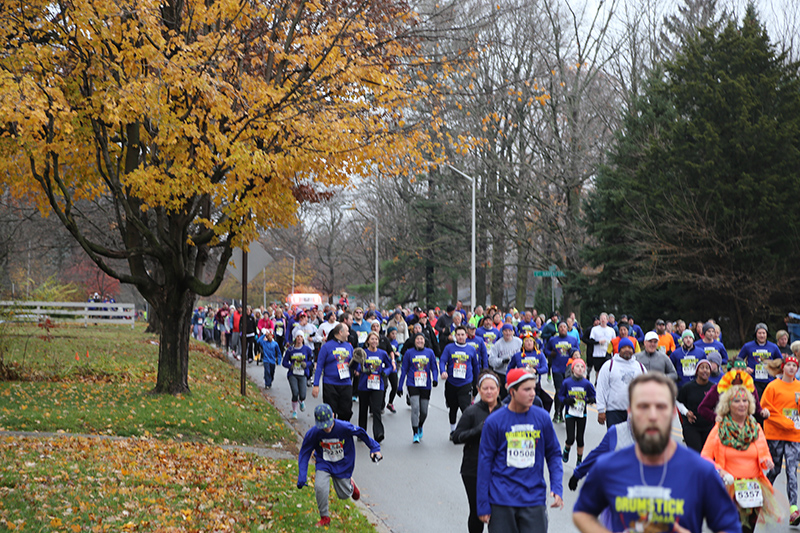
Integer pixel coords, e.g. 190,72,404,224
239,357,792,533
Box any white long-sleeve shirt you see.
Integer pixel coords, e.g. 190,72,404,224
596,354,646,413
488,337,522,375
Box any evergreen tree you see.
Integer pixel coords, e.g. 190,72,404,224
584,6,800,345
659,0,728,58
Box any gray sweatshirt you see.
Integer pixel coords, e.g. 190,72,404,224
635,349,678,382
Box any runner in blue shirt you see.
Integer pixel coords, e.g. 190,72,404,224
670,330,707,389
738,322,783,397
466,322,489,370
313,324,354,422
543,321,581,423
398,333,439,442
281,332,314,418
477,368,564,531
297,404,381,528
695,321,730,365
355,333,392,443
557,358,596,466
573,373,741,533
477,316,501,353
440,325,480,435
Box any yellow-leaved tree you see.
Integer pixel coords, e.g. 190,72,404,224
0,0,426,393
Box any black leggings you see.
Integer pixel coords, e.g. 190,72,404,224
461,475,485,533
445,382,473,424
386,372,399,405
565,416,587,447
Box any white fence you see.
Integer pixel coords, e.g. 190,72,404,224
0,301,136,328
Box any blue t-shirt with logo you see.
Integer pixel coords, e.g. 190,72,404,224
440,343,480,388
669,346,707,388
477,405,562,515
466,335,489,369
574,444,741,533
738,340,783,384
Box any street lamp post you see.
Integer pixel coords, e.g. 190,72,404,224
446,164,476,312
345,206,379,307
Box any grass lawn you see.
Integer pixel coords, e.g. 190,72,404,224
0,323,377,532
0,323,291,445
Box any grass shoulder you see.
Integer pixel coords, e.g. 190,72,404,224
0,323,292,445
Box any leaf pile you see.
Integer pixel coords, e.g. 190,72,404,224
0,436,373,532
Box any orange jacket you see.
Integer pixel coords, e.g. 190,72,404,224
761,378,800,443
658,333,676,354
701,421,773,489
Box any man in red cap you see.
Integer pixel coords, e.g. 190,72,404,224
476,368,563,531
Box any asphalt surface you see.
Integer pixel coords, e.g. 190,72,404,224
238,355,794,533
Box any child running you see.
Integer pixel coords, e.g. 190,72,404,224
297,404,382,527
557,358,596,465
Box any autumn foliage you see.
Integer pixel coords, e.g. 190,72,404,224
0,0,428,393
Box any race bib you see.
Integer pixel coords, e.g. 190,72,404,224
322,441,344,463
357,331,368,344
755,364,767,381
506,434,536,468
568,400,585,418
734,479,763,509
783,408,800,429
293,362,305,376
337,362,350,380
681,357,697,377
367,374,381,390
275,327,283,336
414,371,427,387
453,361,467,380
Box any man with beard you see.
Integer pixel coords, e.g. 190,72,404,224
573,374,741,533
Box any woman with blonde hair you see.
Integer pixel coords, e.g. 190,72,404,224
702,382,786,532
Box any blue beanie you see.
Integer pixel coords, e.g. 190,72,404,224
619,337,634,352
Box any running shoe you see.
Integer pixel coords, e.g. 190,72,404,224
300,401,306,412
351,479,360,501
562,447,570,463
291,411,298,419
413,433,420,444
387,404,396,413
316,516,331,527
791,509,800,526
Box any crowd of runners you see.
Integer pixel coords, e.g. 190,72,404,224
193,298,800,532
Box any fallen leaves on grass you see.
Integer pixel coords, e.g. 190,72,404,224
0,436,373,532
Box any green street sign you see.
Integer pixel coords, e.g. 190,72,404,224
533,271,564,277
533,265,565,277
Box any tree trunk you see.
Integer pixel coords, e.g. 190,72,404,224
490,228,505,308
145,308,162,335
515,244,529,309
425,176,436,308
152,287,195,394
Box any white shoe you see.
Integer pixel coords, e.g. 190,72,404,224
292,411,298,419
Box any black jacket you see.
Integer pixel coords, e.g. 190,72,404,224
451,400,499,477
